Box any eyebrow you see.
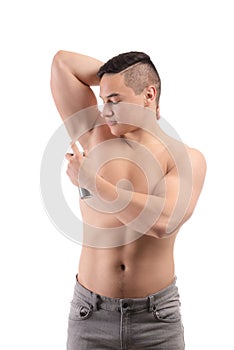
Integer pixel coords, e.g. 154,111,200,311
99,93,120,99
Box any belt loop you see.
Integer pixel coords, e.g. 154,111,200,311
148,295,154,312
92,293,101,311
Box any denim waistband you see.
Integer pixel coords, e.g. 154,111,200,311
74,275,179,313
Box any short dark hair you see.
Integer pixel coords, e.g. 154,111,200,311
97,51,161,105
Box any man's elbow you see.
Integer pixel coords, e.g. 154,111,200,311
146,223,170,239
51,50,70,83
148,211,194,239
50,51,70,103
52,50,67,68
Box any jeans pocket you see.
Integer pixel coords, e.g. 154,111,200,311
69,298,93,321
153,299,181,323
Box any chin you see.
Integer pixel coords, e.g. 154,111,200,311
107,124,121,136
110,129,122,137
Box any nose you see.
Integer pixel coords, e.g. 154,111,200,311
100,103,114,118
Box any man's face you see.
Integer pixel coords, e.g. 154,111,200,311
99,73,146,137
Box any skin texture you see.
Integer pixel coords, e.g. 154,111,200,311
51,51,206,298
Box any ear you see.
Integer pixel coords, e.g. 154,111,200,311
144,86,157,107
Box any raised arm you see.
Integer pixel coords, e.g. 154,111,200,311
50,51,107,147
51,50,103,119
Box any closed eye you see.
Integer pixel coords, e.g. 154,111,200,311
103,100,121,106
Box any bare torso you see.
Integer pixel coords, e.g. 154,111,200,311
77,124,178,298
50,51,205,299
78,234,176,298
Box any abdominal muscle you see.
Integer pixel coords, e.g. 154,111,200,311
78,217,177,298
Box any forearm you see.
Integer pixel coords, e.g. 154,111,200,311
51,50,103,87
85,175,174,238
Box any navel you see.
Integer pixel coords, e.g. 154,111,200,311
120,264,126,271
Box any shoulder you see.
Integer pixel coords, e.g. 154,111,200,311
186,146,207,185
187,147,206,169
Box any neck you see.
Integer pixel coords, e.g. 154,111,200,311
121,123,160,144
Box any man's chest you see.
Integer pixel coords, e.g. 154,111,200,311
89,138,170,195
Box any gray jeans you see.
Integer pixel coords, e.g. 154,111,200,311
67,276,185,350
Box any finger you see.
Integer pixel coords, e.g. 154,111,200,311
65,153,74,160
70,142,80,157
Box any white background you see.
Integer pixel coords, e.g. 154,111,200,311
0,0,233,349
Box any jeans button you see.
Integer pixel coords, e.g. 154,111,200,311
123,302,129,308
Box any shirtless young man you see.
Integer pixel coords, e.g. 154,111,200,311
50,50,206,350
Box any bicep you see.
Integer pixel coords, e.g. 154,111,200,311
186,148,207,215
154,149,206,234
